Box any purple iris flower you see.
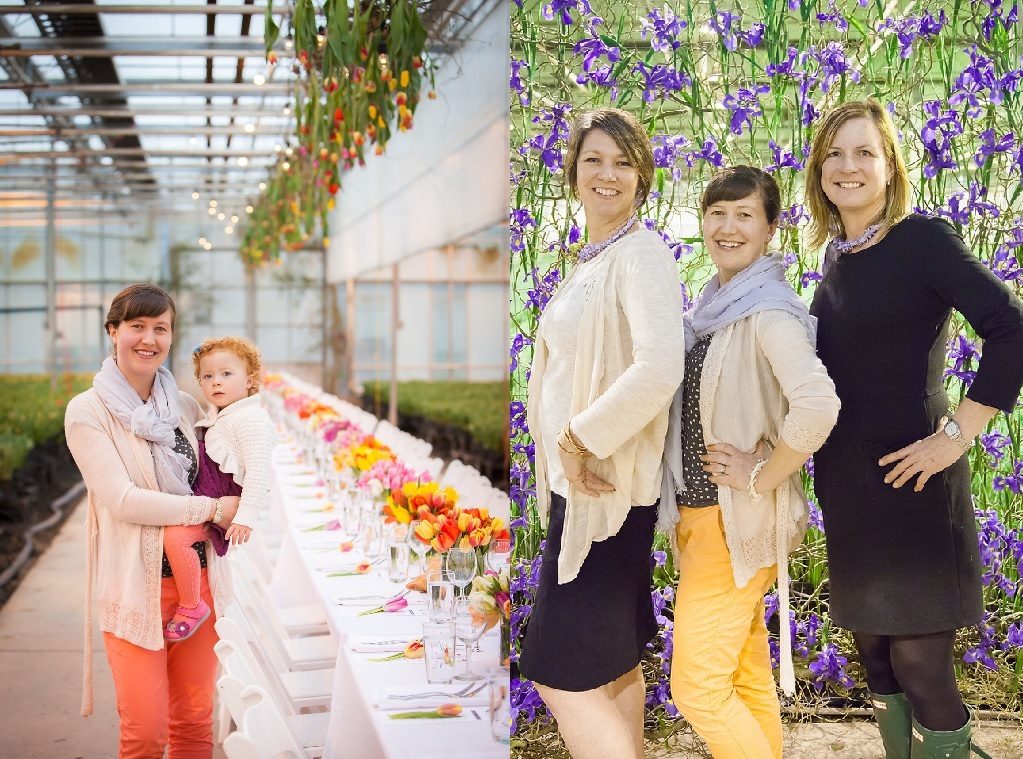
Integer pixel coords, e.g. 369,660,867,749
510,59,530,106
993,459,1023,495
765,140,807,172
541,0,592,26
816,1,849,31
877,10,946,58
641,7,688,52
974,129,1015,167
708,11,765,51
808,643,855,690
722,84,769,135
651,133,691,180
979,432,1010,465
633,61,692,103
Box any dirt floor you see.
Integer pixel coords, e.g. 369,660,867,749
0,438,82,609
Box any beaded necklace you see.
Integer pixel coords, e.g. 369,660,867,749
827,222,885,258
578,215,637,263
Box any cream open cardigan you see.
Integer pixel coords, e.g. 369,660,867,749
528,228,686,584
660,309,840,693
195,393,277,530
65,388,229,716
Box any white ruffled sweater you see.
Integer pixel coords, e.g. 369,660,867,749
194,393,277,530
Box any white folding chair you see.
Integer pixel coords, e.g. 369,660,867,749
218,670,328,757
214,615,333,712
220,684,307,759
229,547,330,637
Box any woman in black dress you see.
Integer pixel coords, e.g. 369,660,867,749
806,99,1023,759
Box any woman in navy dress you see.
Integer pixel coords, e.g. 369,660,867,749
806,100,1023,759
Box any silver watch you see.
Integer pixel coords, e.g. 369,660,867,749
941,418,970,452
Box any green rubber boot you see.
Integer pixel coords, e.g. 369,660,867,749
910,714,994,759
870,691,912,759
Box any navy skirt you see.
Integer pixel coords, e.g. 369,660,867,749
518,492,658,691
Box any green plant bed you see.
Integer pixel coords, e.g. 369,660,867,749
0,374,93,480
361,380,507,454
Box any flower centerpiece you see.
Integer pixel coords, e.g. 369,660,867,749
333,435,395,478
469,567,511,665
357,459,431,500
413,506,510,555
383,480,458,524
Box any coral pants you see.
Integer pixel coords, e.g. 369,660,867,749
670,505,782,759
103,571,219,759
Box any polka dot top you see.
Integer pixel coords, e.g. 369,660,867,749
677,337,717,508
161,428,205,579
172,427,198,485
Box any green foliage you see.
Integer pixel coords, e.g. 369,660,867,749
0,374,92,480
362,380,506,453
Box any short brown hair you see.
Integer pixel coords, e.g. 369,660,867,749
104,284,176,334
805,99,910,249
564,108,655,207
192,336,263,395
701,166,782,224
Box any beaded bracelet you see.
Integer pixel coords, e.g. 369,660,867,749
748,460,768,501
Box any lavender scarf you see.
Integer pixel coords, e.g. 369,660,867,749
92,356,193,496
660,253,816,532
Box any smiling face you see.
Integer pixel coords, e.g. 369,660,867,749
107,310,173,390
821,117,894,223
702,193,776,285
575,128,639,229
198,349,254,410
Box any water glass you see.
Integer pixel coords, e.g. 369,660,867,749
446,547,478,599
486,538,511,574
454,599,486,681
408,520,429,575
488,665,511,744
426,569,454,622
387,542,410,582
422,622,456,684
362,521,383,557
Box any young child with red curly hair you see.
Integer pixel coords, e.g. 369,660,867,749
162,336,277,641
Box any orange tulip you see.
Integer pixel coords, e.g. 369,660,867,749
436,703,462,717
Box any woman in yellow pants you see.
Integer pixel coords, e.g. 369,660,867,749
661,166,840,758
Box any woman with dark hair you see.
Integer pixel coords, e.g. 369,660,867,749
663,166,840,758
65,283,241,758
518,108,686,759
806,99,1023,759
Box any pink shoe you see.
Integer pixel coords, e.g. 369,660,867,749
164,599,211,642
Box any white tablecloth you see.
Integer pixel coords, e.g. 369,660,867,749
267,445,507,759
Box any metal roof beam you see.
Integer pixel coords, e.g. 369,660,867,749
0,36,267,58
2,147,277,160
0,105,291,118
0,82,292,95
0,4,269,15
0,125,288,137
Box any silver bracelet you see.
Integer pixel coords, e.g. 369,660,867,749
213,498,223,525
748,460,768,501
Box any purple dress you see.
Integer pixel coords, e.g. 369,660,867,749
192,439,242,557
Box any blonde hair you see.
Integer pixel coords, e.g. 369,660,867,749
805,99,910,249
192,336,262,395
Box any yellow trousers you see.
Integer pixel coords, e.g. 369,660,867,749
670,505,782,759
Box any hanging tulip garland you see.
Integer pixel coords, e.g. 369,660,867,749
240,0,435,266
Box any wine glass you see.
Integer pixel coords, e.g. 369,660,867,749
446,547,477,600
408,520,429,576
453,599,486,681
486,538,511,574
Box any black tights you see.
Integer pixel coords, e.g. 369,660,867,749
854,630,968,731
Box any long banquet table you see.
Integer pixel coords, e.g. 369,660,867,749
266,442,507,759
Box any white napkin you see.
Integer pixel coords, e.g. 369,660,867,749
348,635,414,653
372,683,489,711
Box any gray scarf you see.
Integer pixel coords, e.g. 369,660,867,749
659,253,816,534
684,253,816,352
92,356,193,496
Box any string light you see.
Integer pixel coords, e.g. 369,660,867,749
231,215,239,223
244,123,255,133
208,207,216,216
203,241,212,250
225,226,234,234
258,182,266,190
237,156,249,167
245,205,254,214
209,199,217,208
217,212,226,221
253,73,266,86
191,190,199,200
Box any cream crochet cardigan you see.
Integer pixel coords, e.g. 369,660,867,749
528,229,687,584
194,393,277,530
65,389,229,717
661,309,840,693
